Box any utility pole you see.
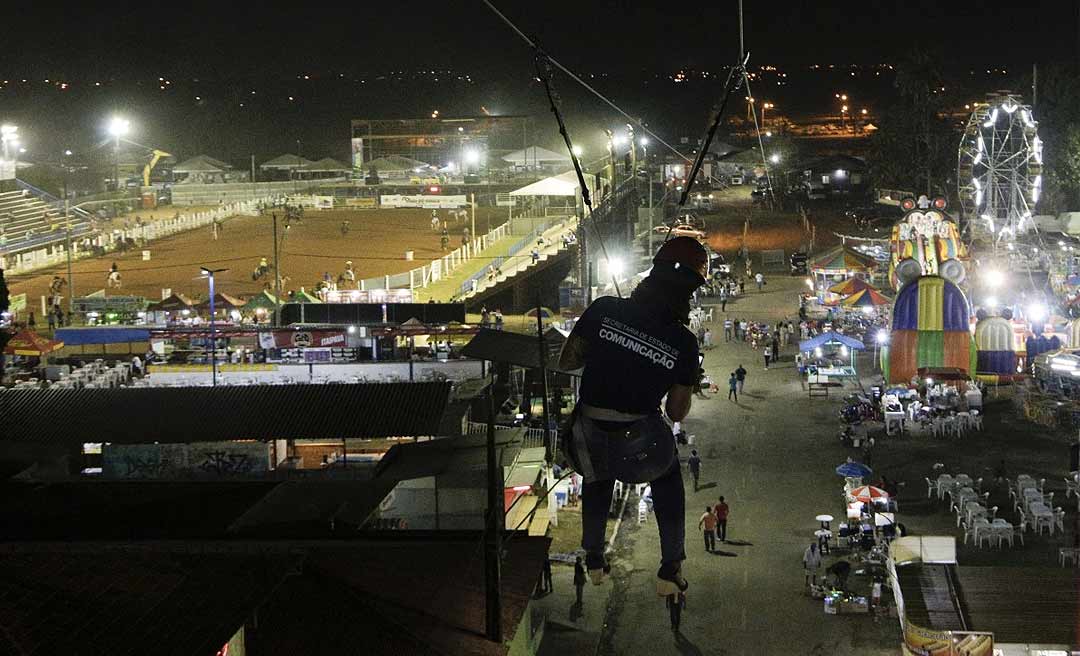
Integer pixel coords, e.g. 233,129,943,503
273,212,282,326
471,192,476,245
1032,63,1038,109
251,154,256,183
484,370,503,643
536,298,553,464
65,199,73,316
738,0,745,61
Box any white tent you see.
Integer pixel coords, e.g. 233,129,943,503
502,146,571,166
509,170,582,197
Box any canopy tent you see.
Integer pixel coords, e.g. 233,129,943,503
286,289,322,304
361,155,431,173
799,331,866,353
502,146,571,166
146,293,193,313
196,292,247,312
4,330,63,356
298,157,351,173
509,170,581,197
242,291,280,312
828,277,876,296
172,155,230,173
841,288,891,308
260,154,314,171
810,246,878,275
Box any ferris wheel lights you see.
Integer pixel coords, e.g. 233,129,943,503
1002,100,1018,114
983,108,999,127
1021,109,1036,128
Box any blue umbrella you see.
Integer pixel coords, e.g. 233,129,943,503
835,461,872,478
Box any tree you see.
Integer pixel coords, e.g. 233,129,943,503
867,48,958,196
1031,63,1080,212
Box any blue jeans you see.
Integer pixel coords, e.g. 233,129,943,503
582,456,686,567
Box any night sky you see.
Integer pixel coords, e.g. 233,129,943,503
12,1,1076,75
0,1,1075,162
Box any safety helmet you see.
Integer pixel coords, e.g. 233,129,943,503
653,236,709,285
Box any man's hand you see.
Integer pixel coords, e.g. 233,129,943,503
665,384,693,422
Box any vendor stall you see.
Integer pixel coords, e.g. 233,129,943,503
799,332,865,382
810,246,878,295
4,329,63,357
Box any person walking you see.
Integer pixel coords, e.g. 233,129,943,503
687,449,702,491
763,345,772,370
573,556,586,605
755,271,764,291
666,592,686,631
494,309,504,331
728,372,738,401
542,558,554,594
720,288,728,312
771,334,780,362
47,310,55,332
703,328,713,350
714,496,730,542
735,364,747,393
803,542,823,587
698,506,717,552
723,318,733,342
27,312,36,331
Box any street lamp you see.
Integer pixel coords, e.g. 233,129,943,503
571,144,583,158
199,266,229,387
107,117,130,191
762,102,774,126
770,153,781,164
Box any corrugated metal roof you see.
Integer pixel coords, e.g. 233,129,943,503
0,382,452,444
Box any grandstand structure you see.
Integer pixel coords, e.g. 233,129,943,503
0,184,94,256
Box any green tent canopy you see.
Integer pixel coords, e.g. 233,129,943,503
287,289,322,304
243,290,280,312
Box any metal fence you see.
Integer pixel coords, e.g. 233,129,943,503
465,421,552,449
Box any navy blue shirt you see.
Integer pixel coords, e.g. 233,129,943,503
573,296,699,414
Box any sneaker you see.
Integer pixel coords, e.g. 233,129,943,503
656,563,689,597
586,552,611,585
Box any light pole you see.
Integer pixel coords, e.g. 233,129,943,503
200,266,229,386
108,117,130,191
762,103,774,127
63,150,74,315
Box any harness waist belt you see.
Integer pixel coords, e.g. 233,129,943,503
580,403,651,423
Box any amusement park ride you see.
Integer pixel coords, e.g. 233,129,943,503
957,92,1043,246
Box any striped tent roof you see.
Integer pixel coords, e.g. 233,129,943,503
828,277,876,295
841,288,891,308
810,246,878,274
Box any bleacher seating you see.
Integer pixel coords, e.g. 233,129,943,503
0,189,92,252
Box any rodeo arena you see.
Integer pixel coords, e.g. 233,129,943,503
3,78,1080,655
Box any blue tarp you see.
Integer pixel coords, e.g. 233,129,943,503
799,331,866,352
54,327,151,345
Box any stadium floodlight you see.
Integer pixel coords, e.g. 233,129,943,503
464,149,480,165
606,256,625,279
571,145,583,157
770,154,781,164
639,137,649,146
984,269,1004,288
613,135,628,147
108,117,130,138
0,124,16,137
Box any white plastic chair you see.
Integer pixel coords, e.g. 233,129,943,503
961,520,977,545
925,477,935,499
1054,507,1065,534
975,519,994,548
994,522,1015,548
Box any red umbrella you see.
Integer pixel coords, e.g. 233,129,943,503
849,485,889,503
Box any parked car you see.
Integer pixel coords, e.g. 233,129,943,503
790,251,808,275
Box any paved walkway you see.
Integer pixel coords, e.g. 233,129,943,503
596,274,900,654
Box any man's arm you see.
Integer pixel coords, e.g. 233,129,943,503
559,333,588,371
665,384,693,422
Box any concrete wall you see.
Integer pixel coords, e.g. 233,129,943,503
380,477,486,530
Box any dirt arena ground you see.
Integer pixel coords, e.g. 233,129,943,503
7,207,508,304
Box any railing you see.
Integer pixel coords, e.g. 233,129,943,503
358,220,512,291
465,421,553,449
0,195,284,276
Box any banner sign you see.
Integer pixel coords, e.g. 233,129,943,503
259,330,346,349
286,195,334,209
351,137,364,169
380,194,467,209
8,293,26,313
345,197,377,209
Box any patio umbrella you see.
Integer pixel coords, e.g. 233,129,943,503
835,461,873,478
525,306,556,319
828,277,876,296
841,288,891,309
849,485,889,504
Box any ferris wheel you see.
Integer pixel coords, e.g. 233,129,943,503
957,92,1043,243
